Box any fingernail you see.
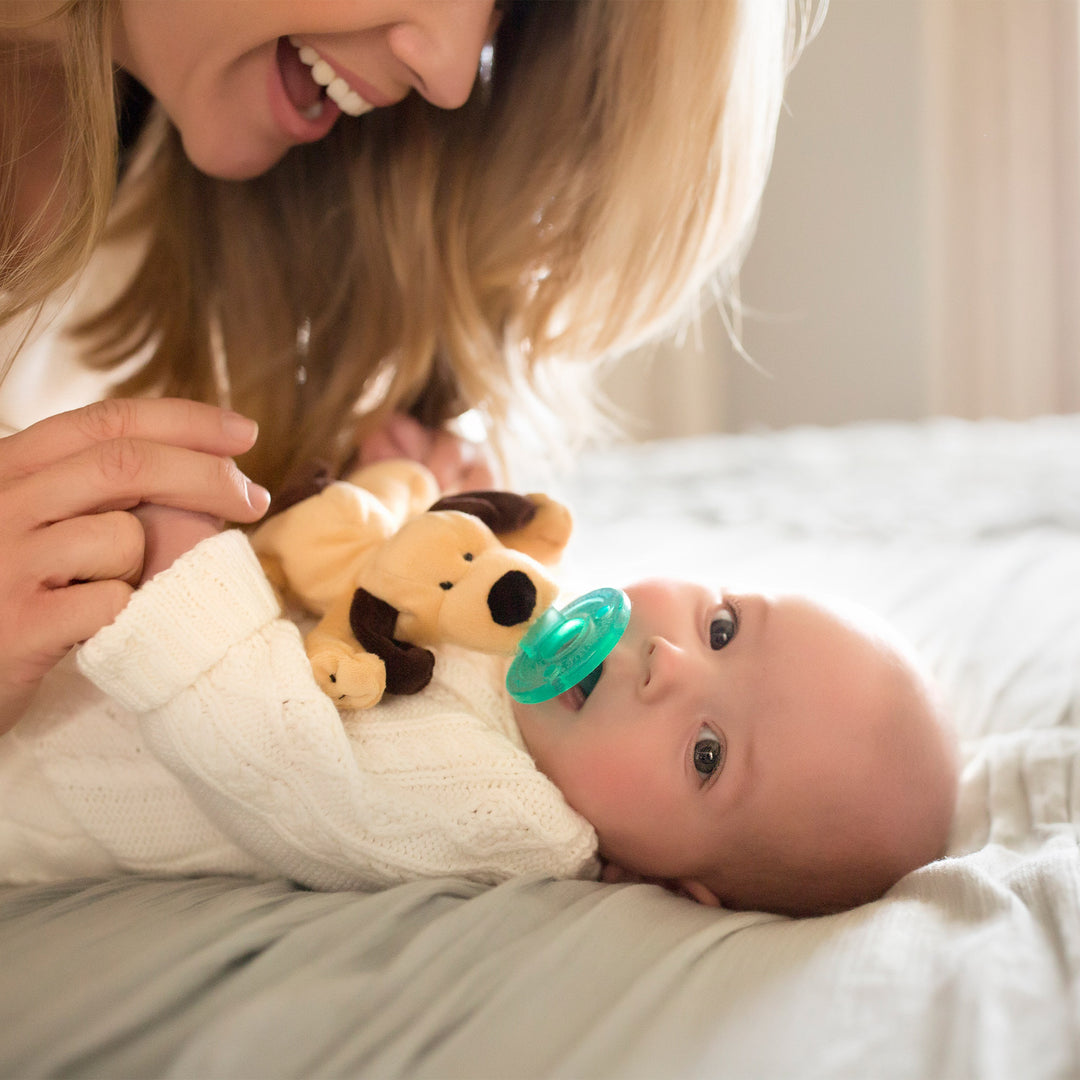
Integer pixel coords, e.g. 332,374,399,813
223,411,259,446
245,478,271,515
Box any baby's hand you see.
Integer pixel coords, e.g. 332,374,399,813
358,413,497,493
132,504,222,584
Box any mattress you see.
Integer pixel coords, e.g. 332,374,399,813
1,415,1078,1078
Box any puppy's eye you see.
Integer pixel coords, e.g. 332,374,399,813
463,553,474,562
440,581,453,591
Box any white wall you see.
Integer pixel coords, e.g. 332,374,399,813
724,0,928,430
604,0,1080,438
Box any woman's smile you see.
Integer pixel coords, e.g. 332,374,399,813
113,0,498,179
281,37,382,119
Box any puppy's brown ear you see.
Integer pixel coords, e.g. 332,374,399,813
428,491,537,536
265,460,335,519
348,589,435,695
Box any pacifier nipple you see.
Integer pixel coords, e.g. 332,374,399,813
506,587,630,704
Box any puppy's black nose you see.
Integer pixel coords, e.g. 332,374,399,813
488,570,538,627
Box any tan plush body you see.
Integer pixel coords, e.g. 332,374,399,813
252,461,572,710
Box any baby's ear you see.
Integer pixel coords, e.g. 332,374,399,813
602,863,724,907
676,879,722,907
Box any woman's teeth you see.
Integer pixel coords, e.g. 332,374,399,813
288,36,373,118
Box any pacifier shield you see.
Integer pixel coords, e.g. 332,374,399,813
506,587,630,704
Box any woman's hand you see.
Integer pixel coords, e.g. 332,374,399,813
357,412,497,493
0,398,269,736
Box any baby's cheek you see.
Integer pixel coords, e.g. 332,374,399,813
566,749,644,820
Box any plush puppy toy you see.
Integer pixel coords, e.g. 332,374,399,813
251,460,572,710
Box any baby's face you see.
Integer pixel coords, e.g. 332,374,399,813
512,579,955,910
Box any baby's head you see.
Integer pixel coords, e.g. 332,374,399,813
512,579,958,917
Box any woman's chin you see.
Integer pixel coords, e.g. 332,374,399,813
179,129,289,182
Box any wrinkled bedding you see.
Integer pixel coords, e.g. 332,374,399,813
2,415,1078,1078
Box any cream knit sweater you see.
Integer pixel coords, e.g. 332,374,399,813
0,531,599,888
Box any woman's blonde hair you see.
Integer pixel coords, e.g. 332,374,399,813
0,1,116,342
2,1,821,492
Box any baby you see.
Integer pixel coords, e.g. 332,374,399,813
514,579,958,917
0,503,957,919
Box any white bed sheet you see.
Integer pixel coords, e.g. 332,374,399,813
0,415,1076,1079
559,416,1080,1078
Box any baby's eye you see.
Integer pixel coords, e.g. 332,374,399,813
692,725,725,782
709,605,737,650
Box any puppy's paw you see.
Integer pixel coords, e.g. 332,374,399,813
309,647,387,710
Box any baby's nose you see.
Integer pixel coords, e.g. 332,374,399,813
639,637,679,701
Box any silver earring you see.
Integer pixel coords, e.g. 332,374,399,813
478,39,495,89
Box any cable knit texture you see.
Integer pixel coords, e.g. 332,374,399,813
0,531,598,888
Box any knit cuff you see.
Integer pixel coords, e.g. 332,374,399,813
77,530,282,713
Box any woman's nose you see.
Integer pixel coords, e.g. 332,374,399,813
386,0,498,109
639,637,682,703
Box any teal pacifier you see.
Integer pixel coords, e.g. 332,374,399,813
506,587,631,704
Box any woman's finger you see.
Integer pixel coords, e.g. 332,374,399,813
38,579,135,654
457,456,497,492
10,437,269,528
357,413,498,493
25,511,146,589
0,578,134,737
423,430,497,493
0,398,259,483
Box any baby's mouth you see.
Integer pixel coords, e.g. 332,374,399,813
557,663,604,713
276,37,374,120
